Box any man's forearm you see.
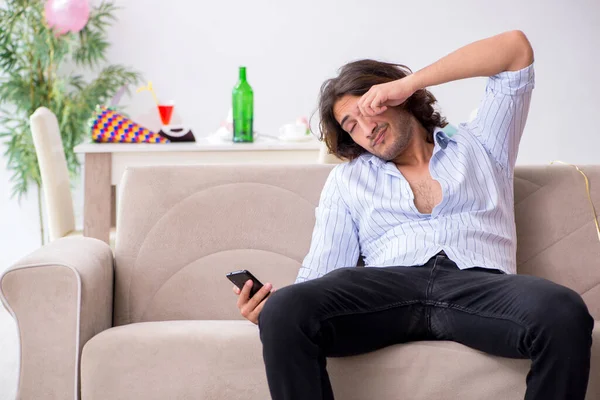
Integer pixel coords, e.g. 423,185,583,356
407,30,534,92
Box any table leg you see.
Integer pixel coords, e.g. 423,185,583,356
83,153,112,244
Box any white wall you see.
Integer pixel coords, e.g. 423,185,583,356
1,0,599,268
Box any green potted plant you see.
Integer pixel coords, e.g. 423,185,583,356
0,0,141,244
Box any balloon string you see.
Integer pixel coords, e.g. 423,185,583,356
550,160,600,243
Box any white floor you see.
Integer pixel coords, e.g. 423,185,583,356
0,304,18,400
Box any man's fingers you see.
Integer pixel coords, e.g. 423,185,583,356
370,93,389,115
232,285,240,295
358,90,376,116
357,89,370,110
248,300,266,324
247,287,276,324
247,282,272,310
364,92,382,116
236,279,253,309
372,102,387,116
244,283,273,317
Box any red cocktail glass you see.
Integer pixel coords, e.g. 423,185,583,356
157,101,174,126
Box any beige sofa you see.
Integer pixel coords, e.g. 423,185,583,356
2,164,600,400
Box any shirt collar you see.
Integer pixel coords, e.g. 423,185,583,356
361,126,455,167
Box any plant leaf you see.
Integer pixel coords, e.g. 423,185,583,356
0,0,139,199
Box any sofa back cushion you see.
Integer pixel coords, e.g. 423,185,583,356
513,164,600,319
113,164,333,325
113,164,600,325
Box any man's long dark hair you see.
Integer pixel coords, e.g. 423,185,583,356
317,59,448,161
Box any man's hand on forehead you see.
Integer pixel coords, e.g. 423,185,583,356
357,75,418,117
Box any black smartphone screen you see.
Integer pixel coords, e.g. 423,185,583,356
226,269,269,299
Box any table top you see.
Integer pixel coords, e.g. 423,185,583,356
74,135,322,154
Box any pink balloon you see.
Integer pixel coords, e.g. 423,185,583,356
44,0,90,35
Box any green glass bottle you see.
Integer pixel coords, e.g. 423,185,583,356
232,66,254,142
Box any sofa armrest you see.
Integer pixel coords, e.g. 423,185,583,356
0,236,114,400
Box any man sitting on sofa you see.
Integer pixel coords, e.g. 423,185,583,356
232,30,594,400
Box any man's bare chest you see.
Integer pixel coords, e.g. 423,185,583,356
398,166,442,215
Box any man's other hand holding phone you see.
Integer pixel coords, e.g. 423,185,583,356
232,279,276,325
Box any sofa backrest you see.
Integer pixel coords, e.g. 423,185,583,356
113,164,333,326
113,164,600,326
513,164,600,319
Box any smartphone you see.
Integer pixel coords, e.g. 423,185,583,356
226,269,270,299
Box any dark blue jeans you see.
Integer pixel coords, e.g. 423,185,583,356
258,251,594,400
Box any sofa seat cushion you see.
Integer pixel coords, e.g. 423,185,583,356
81,320,600,400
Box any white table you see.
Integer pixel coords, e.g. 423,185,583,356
74,136,323,244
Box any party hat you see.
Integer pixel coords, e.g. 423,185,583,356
89,105,169,143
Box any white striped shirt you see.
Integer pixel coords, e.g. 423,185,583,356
296,62,535,284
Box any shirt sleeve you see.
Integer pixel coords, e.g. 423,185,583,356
294,165,360,284
460,62,535,176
